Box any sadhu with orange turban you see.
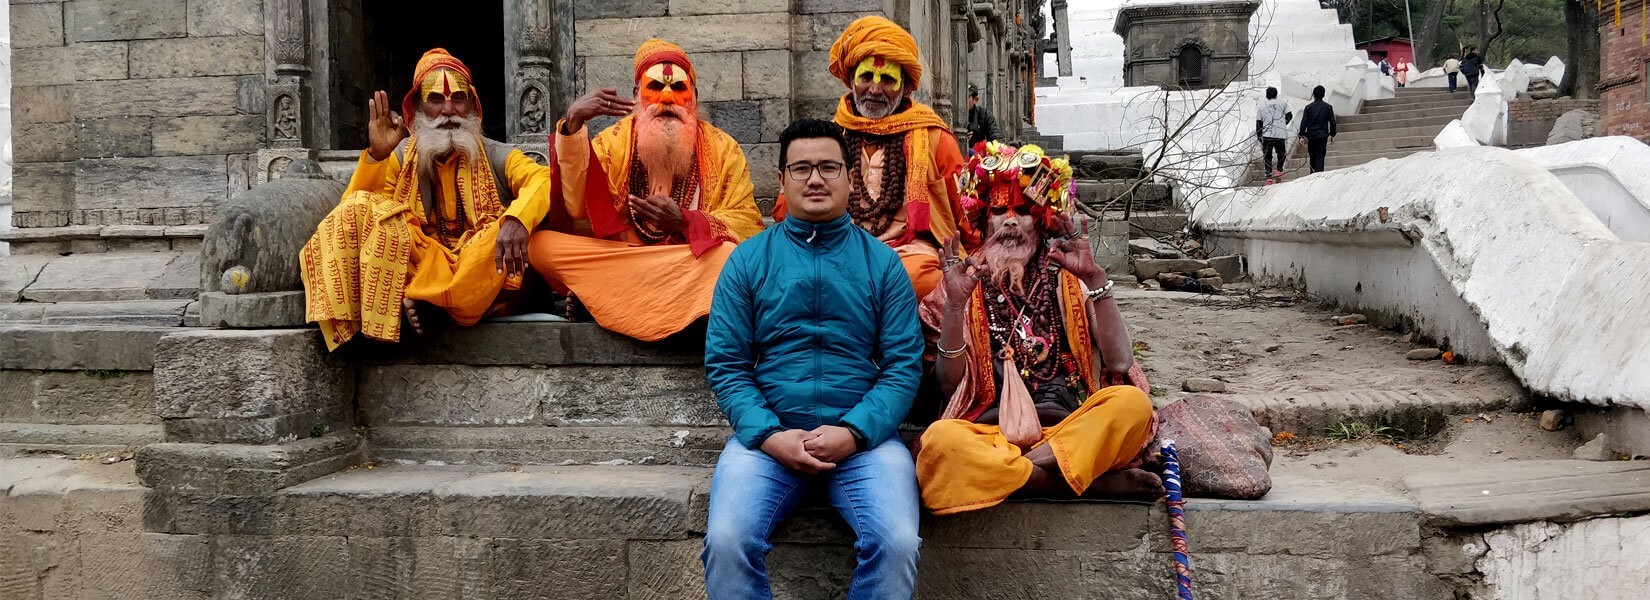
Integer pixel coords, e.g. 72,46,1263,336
529,39,763,341
300,48,553,350
771,16,973,300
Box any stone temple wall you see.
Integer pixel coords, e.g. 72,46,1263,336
9,0,267,230
6,1,1032,229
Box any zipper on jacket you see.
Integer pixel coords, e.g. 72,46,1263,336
811,235,823,429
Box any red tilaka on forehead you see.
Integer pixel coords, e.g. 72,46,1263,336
873,57,886,68
662,63,674,77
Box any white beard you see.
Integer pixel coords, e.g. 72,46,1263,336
413,111,482,176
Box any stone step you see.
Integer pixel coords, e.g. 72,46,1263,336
1328,135,1437,154
0,423,164,457
1074,179,1173,210
1340,106,1469,126
0,324,174,371
1338,114,1458,133
367,425,733,466
1361,97,1475,113
0,300,197,327
1333,123,1451,141
130,463,1444,599
0,224,207,255
3,251,200,303
1220,388,1523,439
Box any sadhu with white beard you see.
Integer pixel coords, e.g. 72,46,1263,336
529,39,763,341
301,49,552,351
914,142,1160,514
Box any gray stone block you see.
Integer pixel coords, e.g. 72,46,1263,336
39,299,190,327
69,0,188,42
78,533,212,600
75,117,154,158
573,0,670,20
792,11,862,52
918,547,1087,598
212,535,352,600
693,51,744,102
577,54,634,98
11,162,74,216
276,469,471,537
13,46,76,86
140,490,278,535
198,166,346,294
489,538,629,599
150,115,265,155
744,50,791,101
187,0,263,36
1405,460,1650,526
161,408,349,445
0,324,171,370
21,252,182,302
575,13,789,56
358,322,701,366
669,0,787,16
198,291,308,328
14,85,73,124
742,142,779,199
705,100,762,144
792,50,844,101
74,76,242,118
433,467,704,539
129,35,263,78
11,3,65,48
147,253,200,300
0,303,47,323
628,540,709,600
366,425,731,466
1133,257,1212,280
73,156,227,211
0,422,165,448
1208,254,1244,281
757,99,789,143
74,41,131,81
152,329,352,424
0,370,158,424
13,123,75,163
796,0,870,13
341,536,477,597
924,501,1152,551
135,433,363,494
357,364,718,427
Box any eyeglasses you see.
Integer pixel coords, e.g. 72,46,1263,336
784,161,846,181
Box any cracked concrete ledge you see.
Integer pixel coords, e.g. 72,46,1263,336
1195,142,1650,409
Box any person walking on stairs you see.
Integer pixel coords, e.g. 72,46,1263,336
1460,47,1486,94
1256,87,1292,185
1298,85,1337,174
1444,54,1461,93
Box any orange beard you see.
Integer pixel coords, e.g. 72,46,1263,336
634,102,698,198
984,225,1038,296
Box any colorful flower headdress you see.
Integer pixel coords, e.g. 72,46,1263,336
958,141,1076,229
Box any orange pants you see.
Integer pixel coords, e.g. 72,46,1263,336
527,230,733,341
896,242,942,300
915,385,1155,515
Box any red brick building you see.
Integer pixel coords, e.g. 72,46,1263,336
1599,0,1650,141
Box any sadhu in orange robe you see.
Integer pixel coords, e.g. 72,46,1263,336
300,49,552,351
914,272,1158,515
529,114,764,341
771,16,974,300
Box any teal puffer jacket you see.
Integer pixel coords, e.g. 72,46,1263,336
705,213,924,450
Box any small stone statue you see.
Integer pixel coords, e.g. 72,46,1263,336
520,87,546,134
274,95,300,140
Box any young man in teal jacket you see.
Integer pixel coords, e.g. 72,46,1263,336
702,118,925,599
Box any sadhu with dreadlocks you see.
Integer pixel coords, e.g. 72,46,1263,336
915,142,1161,514
771,16,972,299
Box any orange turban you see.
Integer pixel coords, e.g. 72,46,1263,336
829,16,923,90
634,39,696,85
401,48,480,119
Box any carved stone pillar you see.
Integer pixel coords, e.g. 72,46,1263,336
260,0,317,182
507,0,554,145
950,3,972,140
1052,0,1073,77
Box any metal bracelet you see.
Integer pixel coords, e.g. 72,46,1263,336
936,342,967,358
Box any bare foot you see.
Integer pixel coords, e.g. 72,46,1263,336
1084,468,1165,499
402,299,425,336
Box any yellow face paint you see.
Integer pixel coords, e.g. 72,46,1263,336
854,56,903,91
420,68,471,104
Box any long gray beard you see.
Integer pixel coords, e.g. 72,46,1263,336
985,230,1038,296
413,112,482,176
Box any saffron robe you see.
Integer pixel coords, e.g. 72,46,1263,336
528,116,763,341
300,139,552,351
913,272,1157,514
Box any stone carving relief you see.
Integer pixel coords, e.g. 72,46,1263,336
273,94,301,141
520,85,546,134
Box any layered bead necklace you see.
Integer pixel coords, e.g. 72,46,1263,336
982,252,1079,388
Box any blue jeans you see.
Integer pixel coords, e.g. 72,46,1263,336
702,436,921,600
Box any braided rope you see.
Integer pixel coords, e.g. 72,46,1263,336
1161,439,1193,600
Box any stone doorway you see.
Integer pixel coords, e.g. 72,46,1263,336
328,0,508,146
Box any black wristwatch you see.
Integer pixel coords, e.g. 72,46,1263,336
849,427,869,451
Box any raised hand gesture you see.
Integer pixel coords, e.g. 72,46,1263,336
1045,212,1107,287
366,90,406,162
939,235,981,309
564,88,635,134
